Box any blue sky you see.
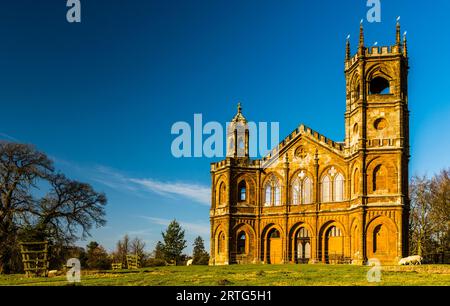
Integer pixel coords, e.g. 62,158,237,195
1,0,449,254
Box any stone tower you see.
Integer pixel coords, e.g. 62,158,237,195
209,22,410,266
344,21,410,261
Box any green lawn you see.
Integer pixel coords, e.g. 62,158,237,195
0,264,449,286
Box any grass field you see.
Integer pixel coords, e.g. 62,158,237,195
0,264,449,286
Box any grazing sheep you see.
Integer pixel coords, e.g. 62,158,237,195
48,270,59,277
398,255,423,265
186,259,193,266
408,255,423,265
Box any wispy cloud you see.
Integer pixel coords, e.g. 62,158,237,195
130,178,210,206
54,160,211,206
0,133,20,142
140,216,210,236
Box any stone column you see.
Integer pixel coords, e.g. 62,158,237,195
312,150,320,263
225,165,232,265
283,155,289,263
256,167,262,263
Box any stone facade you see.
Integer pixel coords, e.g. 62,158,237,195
209,23,410,265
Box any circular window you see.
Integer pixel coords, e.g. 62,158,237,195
353,123,359,134
374,118,387,131
295,146,307,159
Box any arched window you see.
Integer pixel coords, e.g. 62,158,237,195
274,181,281,206
370,77,390,94
264,176,281,206
238,137,244,149
353,168,360,197
237,232,246,254
321,176,331,202
373,225,380,253
292,178,301,205
351,84,360,104
292,172,313,205
265,185,271,206
327,226,342,237
270,229,281,238
218,232,225,254
238,180,246,202
303,177,312,204
373,165,387,192
219,182,226,205
373,224,388,254
297,227,310,238
334,174,344,202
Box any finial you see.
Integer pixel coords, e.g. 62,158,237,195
359,20,365,49
237,102,242,114
403,31,408,57
346,34,351,60
396,17,401,45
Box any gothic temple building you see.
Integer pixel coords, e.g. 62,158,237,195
209,23,410,265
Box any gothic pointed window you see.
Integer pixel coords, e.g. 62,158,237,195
373,224,388,254
321,175,331,202
264,175,281,206
373,165,387,192
238,180,246,202
237,232,246,254
370,77,390,94
303,177,312,204
274,181,281,206
218,232,225,254
353,168,360,197
219,182,226,205
292,178,301,205
291,172,312,205
334,173,344,202
328,226,342,237
265,185,271,206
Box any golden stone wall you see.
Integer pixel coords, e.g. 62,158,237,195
209,24,410,265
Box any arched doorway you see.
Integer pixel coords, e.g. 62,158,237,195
267,228,282,264
366,216,398,264
295,228,311,264
324,225,344,264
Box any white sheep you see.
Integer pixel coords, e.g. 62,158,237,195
398,255,423,265
186,259,193,266
47,270,59,277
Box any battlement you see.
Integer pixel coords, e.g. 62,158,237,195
345,21,408,71
346,45,405,70
211,158,260,171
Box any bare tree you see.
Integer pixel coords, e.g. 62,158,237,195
0,142,107,274
131,237,146,260
430,169,450,254
113,234,131,265
36,174,107,243
409,170,450,261
409,175,433,256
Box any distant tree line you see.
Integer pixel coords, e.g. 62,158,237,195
68,220,209,270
